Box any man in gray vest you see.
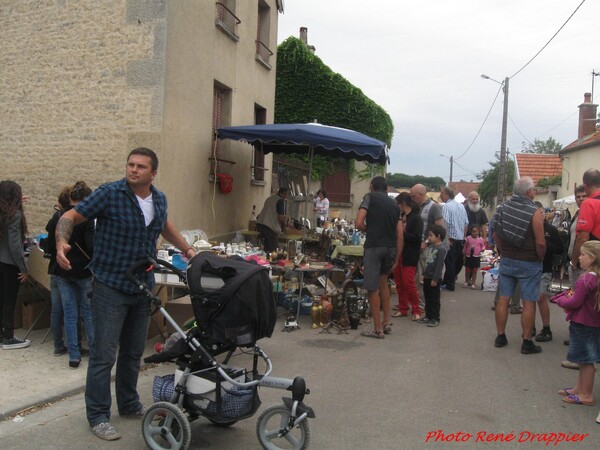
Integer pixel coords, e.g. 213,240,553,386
256,187,288,253
493,177,546,354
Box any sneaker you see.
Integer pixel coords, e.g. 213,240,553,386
2,337,31,350
69,360,80,369
561,360,580,370
416,317,430,324
427,320,440,327
535,328,553,342
494,333,508,348
521,340,542,355
120,405,147,418
54,346,67,356
79,347,90,357
91,422,121,441
596,410,600,425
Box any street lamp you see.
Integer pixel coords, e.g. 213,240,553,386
440,154,453,183
481,74,509,204
592,70,600,100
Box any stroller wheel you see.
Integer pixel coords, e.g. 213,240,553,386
142,401,191,450
256,403,311,450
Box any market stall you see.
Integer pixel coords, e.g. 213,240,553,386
216,122,389,245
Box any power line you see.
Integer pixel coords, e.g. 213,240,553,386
453,160,478,176
510,0,587,79
508,113,532,146
536,90,599,139
455,84,503,161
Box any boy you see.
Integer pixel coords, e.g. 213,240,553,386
418,224,448,327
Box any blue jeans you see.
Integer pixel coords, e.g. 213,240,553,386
85,279,151,427
498,257,542,301
50,275,65,351
55,276,93,361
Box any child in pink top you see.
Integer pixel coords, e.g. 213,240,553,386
462,225,486,289
553,241,600,411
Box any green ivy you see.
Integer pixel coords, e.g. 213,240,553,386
536,175,562,188
275,37,394,180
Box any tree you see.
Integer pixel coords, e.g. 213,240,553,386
386,173,445,191
521,137,562,154
477,157,516,207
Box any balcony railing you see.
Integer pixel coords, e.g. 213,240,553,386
255,39,273,68
215,2,240,41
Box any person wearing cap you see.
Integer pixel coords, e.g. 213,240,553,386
256,187,288,253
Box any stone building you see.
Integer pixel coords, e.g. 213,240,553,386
0,0,283,237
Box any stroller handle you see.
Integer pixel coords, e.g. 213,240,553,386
126,257,156,287
126,257,187,289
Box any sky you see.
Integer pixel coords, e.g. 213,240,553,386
276,0,600,184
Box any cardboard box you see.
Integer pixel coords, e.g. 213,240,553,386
22,300,51,330
164,295,195,334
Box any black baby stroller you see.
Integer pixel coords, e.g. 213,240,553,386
126,252,315,450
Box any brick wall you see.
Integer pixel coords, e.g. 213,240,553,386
0,0,165,233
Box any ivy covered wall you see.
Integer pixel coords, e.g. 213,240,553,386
275,37,393,179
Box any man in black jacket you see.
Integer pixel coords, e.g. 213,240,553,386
533,201,564,343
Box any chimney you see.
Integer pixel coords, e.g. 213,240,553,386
578,92,598,139
299,27,316,53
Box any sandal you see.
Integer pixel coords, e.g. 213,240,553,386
558,388,574,396
392,311,408,318
361,328,384,339
411,314,421,321
471,285,477,290
383,323,392,334
562,394,595,406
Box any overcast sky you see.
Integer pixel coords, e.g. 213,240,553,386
277,0,600,183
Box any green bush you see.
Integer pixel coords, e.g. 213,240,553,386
275,37,393,180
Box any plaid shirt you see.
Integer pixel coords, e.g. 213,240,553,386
442,198,468,240
75,178,167,294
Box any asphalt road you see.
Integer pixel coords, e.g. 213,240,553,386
1,286,600,449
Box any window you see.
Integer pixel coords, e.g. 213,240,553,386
211,81,232,175
253,105,267,182
255,0,273,68
322,172,351,203
215,1,240,42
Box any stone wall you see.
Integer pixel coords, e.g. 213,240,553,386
0,0,165,233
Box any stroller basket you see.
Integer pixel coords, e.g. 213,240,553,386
152,371,261,421
186,383,260,421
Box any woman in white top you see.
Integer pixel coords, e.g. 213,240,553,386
313,190,329,227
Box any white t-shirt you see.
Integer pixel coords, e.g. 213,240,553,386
136,194,155,226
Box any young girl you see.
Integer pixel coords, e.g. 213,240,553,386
553,240,600,409
462,225,486,290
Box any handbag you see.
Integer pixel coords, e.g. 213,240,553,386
550,289,572,304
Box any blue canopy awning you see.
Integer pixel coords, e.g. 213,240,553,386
216,123,389,165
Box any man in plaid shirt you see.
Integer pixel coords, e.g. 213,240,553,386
56,147,195,441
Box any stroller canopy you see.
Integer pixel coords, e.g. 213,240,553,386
187,253,276,347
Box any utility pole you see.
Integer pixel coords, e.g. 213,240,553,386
449,155,453,184
497,77,509,204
